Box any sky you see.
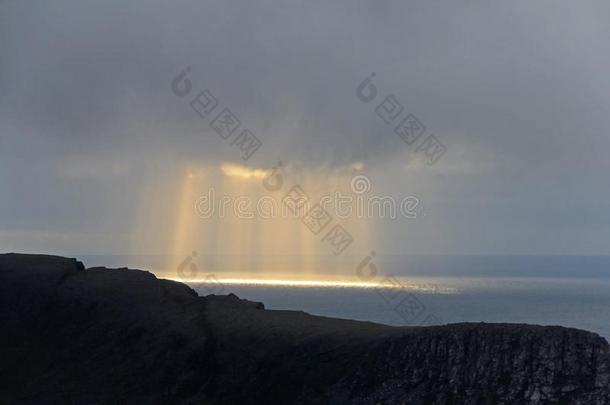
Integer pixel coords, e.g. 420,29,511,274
1,1,610,259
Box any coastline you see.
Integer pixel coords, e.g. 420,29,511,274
1,253,609,404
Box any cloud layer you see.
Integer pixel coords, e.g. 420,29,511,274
2,0,610,255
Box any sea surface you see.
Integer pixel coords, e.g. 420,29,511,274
80,255,610,339
189,277,610,340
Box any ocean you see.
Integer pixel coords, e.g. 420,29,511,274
189,277,610,340
80,255,610,340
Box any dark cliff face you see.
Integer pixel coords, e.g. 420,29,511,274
0,254,608,405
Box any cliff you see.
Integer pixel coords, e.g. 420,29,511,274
0,253,608,404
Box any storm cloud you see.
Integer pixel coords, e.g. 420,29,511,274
1,0,609,256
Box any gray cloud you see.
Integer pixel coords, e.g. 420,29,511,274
1,0,610,255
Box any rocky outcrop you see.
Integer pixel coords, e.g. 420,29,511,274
0,253,608,404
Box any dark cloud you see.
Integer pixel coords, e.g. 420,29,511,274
1,0,610,254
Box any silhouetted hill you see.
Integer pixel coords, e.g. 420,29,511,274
1,253,608,404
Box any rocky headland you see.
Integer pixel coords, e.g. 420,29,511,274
0,253,608,404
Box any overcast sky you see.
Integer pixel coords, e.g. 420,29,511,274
1,1,610,257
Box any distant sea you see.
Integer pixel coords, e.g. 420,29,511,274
79,255,610,339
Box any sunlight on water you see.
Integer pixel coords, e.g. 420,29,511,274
169,277,380,289
164,274,458,293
